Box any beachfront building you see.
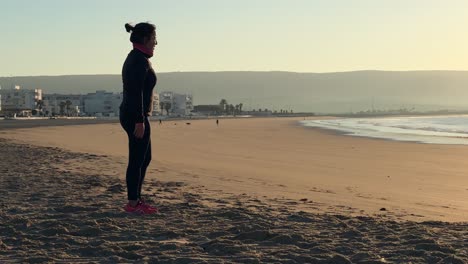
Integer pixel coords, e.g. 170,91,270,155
0,87,173,117
193,105,221,115
173,93,193,115
0,85,42,116
42,94,83,116
159,91,193,116
43,91,122,117
152,92,161,116
83,90,122,117
247,109,273,116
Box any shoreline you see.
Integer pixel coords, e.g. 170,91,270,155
298,123,435,146
299,116,468,146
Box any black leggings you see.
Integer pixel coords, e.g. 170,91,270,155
120,115,151,201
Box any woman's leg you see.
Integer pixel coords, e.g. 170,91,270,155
138,139,151,199
138,117,152,199
122,116,151,202
126,136,149,201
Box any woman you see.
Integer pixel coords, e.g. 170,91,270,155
120,22,158,214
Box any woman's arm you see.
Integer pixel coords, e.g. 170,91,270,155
128,56,149,123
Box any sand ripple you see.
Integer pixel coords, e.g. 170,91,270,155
0,139,466,263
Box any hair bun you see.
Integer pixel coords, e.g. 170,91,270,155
125,23,134,33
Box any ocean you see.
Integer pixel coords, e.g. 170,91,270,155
300,115,468,145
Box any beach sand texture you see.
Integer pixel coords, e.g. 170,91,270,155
0,117,467,262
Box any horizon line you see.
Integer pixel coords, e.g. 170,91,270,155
3,69,468,78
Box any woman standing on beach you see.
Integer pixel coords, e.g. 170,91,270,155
120,22,158,214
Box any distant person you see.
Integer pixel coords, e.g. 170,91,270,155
159,119,162,125
216,119,219,126
119,22,158,214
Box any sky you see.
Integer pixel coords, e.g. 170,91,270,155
1,0,468,76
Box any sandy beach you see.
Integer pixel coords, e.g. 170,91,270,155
0,117,467,263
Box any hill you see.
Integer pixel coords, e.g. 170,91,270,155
2,71,468,113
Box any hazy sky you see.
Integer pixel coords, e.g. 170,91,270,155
1,0,468,76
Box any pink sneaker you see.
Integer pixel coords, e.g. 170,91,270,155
123,202,156,215
139,199,158,213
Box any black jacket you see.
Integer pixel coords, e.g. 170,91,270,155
120,49,157,123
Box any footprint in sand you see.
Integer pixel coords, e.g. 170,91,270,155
106,184,125,193
310,187,336,194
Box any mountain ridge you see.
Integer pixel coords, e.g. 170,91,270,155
2,71,468,113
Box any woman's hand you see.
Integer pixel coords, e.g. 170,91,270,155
134,122,145,139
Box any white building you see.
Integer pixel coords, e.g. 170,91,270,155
152,92,161,116
83,90,122,117
159,91,193,116
42,94,83,116
0,85,42,115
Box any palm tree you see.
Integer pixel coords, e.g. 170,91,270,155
239,103,243,114
36,99,44,110
36,99,44,116
219,99,227,114
159,102,165,115
65,100,72,116
59,101,66,116
164,102,172,116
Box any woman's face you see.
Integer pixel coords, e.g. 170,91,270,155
144,31,157,51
